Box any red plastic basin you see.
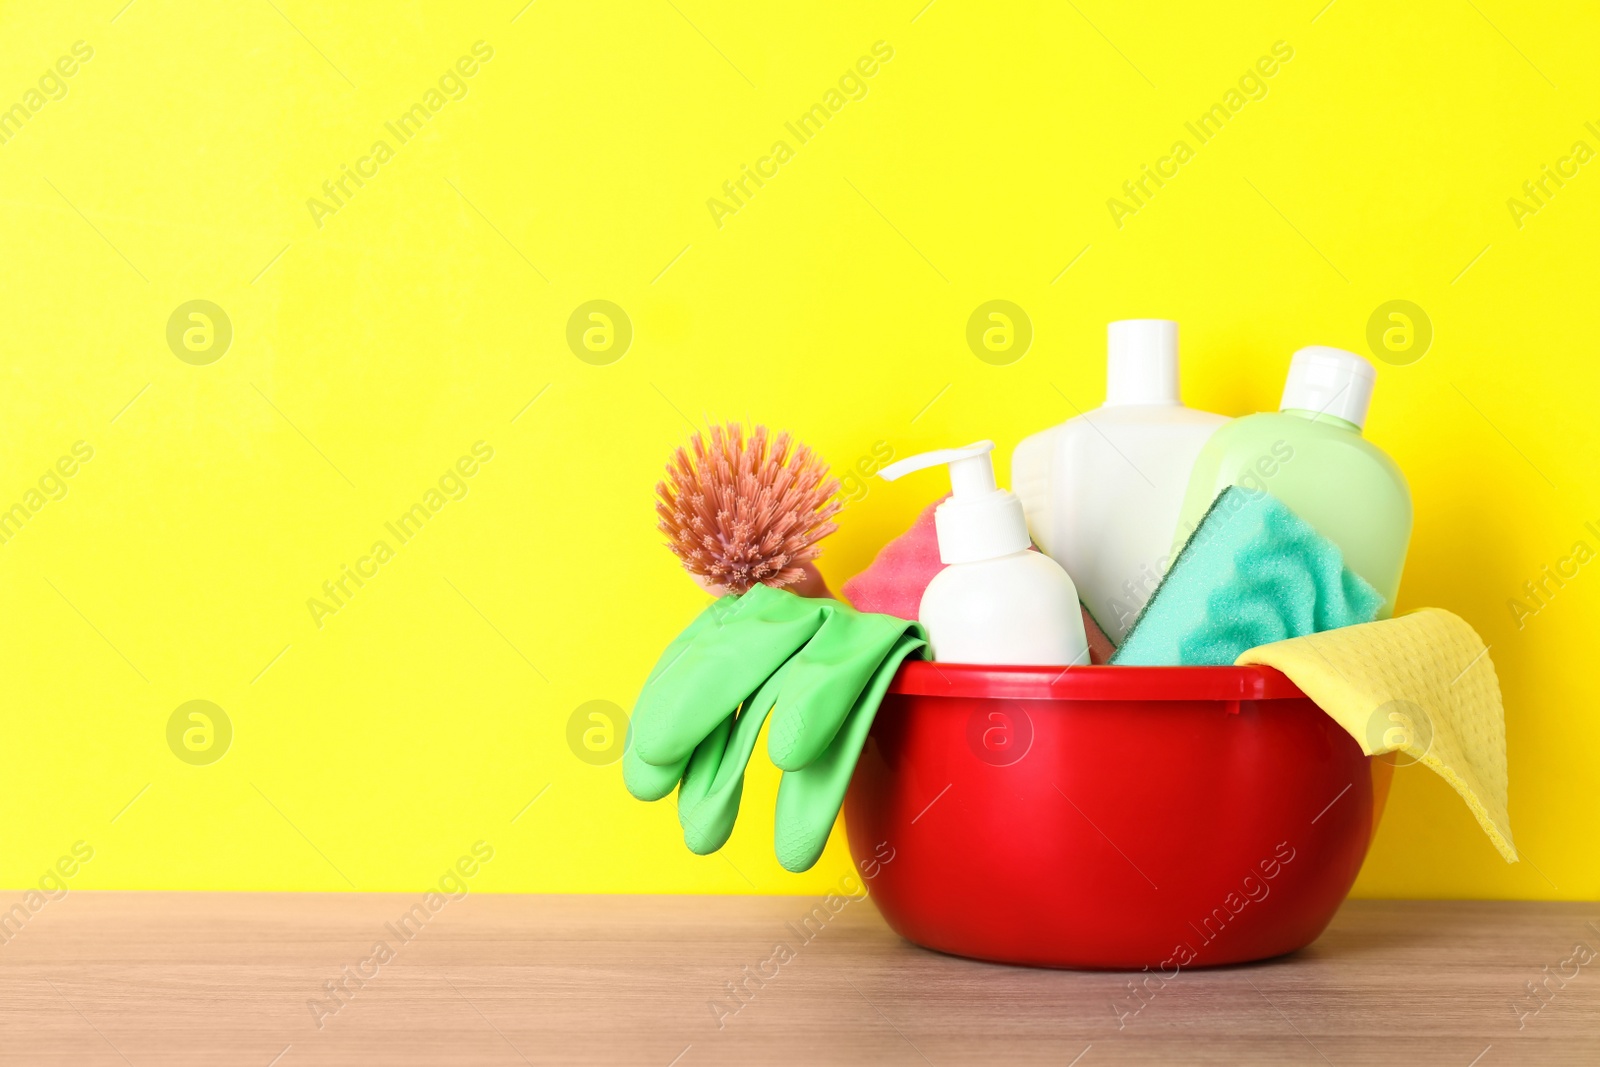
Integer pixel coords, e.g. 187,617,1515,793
843,661,1392,970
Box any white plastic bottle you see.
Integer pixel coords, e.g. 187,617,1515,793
1010,320,1225,643
878,441,1088,666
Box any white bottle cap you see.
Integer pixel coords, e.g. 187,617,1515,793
1105,319,1180,406
878,441,1031,565
1279,346,1376,429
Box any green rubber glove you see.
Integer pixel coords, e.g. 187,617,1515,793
623,585,828,801
623,585,925,871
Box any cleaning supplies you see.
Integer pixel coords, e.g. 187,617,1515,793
877,441,1088,666
624,583,925,871
1237,609,1516,862
1112,487,1384,666
1174,345,1411,616
1011,319,1226,643
656,422,841,597
840,496,1116,663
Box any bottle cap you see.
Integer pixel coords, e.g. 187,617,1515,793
1280,346,1376,429
877,441,1031,565
1106,319,1180,406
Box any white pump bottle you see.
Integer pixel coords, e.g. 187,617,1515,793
878,441,1089,666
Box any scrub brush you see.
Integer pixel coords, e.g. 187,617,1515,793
656,423,841,597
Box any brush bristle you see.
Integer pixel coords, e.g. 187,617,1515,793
655,423,842,594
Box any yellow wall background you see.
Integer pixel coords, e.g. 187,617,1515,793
2,1,1595,899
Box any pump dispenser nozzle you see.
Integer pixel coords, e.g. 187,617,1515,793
878,441,1032,565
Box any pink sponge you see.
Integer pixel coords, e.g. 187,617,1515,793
841,498,947,620
841,497,1116,664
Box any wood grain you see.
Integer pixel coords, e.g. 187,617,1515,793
1,894,1596,1065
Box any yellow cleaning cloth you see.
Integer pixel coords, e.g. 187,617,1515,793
1236,608,1516,862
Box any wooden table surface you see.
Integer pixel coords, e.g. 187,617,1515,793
1,893,1596,1065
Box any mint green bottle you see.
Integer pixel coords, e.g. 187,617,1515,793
1173,346,1412,617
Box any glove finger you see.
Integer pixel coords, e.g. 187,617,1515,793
633,585,828,767
677,714,733,845
625,593,742,799
678,658,793,855
774,631,925,872
768,608,920,771
623,729,689,801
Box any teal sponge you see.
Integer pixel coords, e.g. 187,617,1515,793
1112,487,1384,666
